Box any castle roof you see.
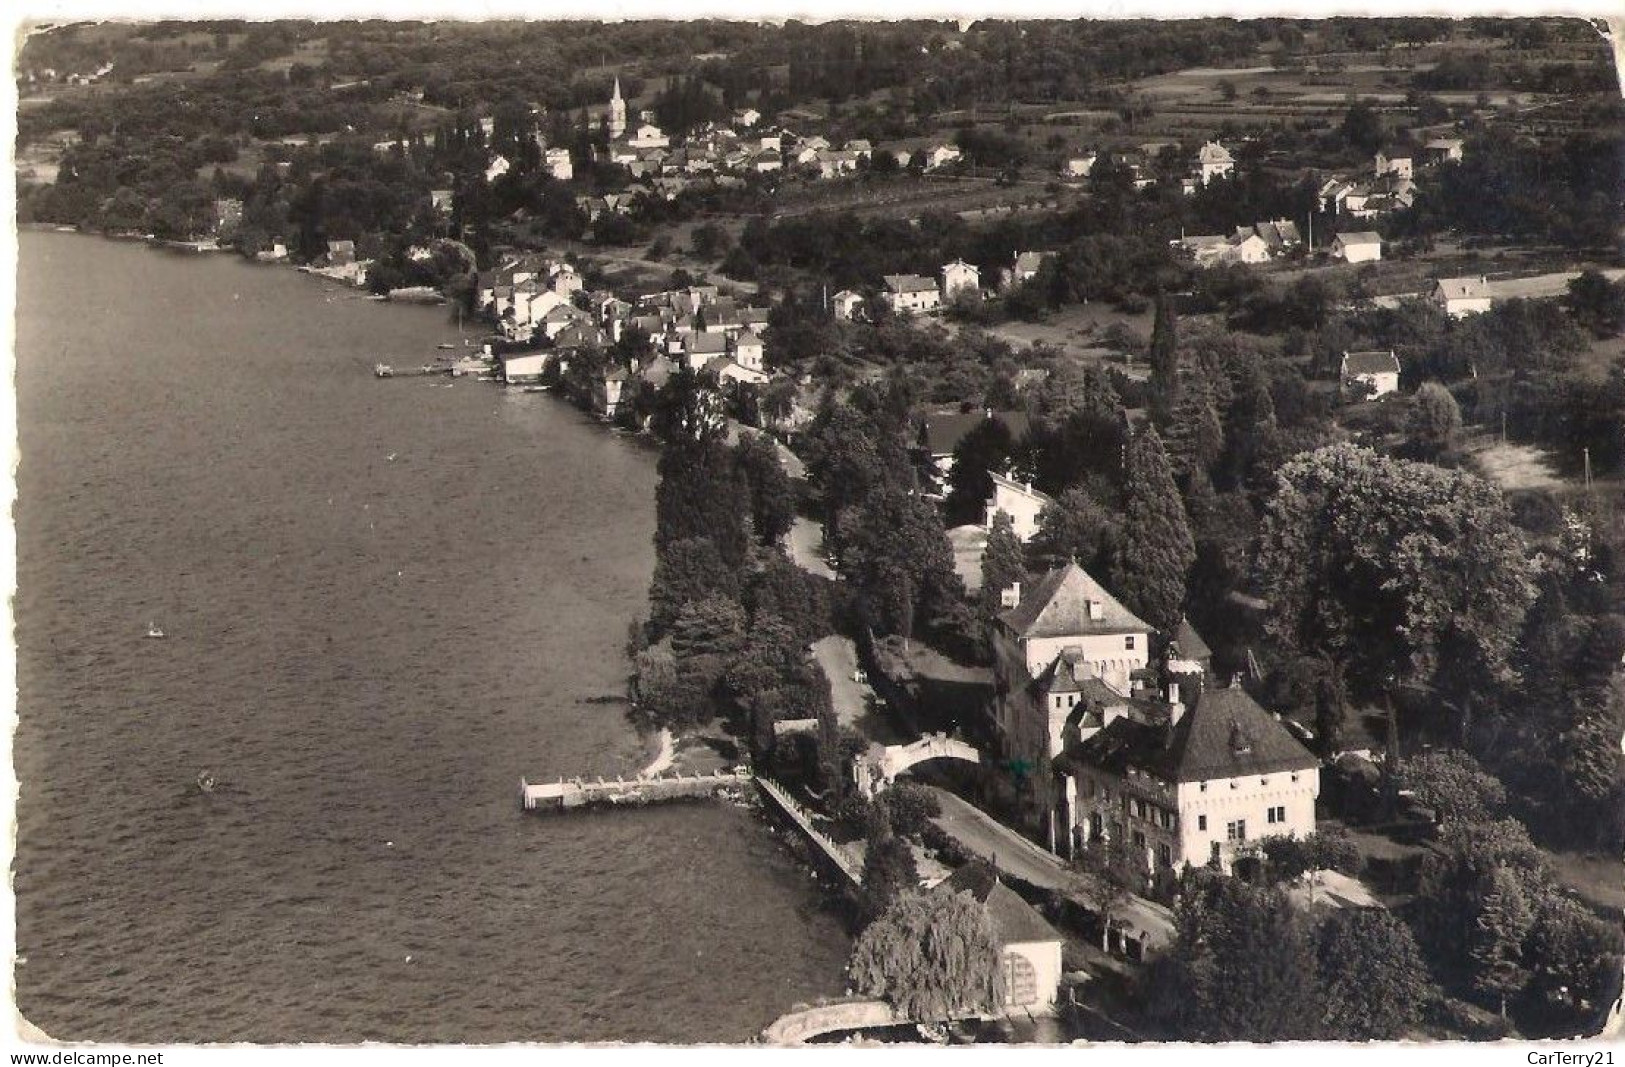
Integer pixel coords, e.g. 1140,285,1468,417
999,562,1150,640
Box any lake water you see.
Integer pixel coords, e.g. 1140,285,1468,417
11,232,850,1043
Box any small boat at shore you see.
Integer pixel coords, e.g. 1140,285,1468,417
146,622,165,639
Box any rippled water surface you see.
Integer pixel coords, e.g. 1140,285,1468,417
13,232,849,1043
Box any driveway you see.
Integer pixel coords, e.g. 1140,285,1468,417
924,785,1174,949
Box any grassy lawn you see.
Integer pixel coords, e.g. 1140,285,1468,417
1548,851,1625,914
1462,433,1569,492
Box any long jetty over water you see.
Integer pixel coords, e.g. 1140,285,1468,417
519,767,752,812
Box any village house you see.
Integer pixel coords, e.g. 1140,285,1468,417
595,367,629,420
486,154,511,182
544,148,574,182
1331,230,1383,264
1421,137,1465,166
984,472,1055,543
1062,153,1097,179
1196,140,1234,185
430,189,454,215
881,274,942,316
934,862,1064,1014
682,330,729,369
1004,251,1049,290
831,289,864,321
1374,149,1414,180
499,349,550,384
1055,679,1320,873
326,239,356,266
733,107,761,128
1341,350,1402,399
627,123,670,150
941,259,981,301
1433,275,1493,318
729,328,765,372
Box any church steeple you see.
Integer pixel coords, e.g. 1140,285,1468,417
608,75,626,139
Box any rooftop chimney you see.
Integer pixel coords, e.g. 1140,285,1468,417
1001,582,1021,610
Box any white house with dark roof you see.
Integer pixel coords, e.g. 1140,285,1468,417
1331,230,1383,263
1374,150,1413,180
831,289,864,321
984,471,1055,543
1422,138,1464,166
1055,679,1319,871
729,328,765,372
993,562,1153,755
1196,140,1234,185
881,274,942,315
941,259,981,300
1341,350,1401,398
1433,275,1493,318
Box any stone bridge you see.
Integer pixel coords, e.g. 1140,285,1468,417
758,998,905,1044
852,733,981,797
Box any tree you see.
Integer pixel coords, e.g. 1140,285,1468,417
1148,293,1179,423
1031,487,1118,572
1147,871,1320,1041
835,483,964,641
655,437,751,566
1255,445,1536,700
847,890,1004,1022
1313,656,1351,758
648,536,739,636
860,808,921,924
1074,836,1138,952
1564,269,1625,339
1416,817,1552,964
732,433,796,547
943,418,1015,526
979,511,1026,615
1406,382,1463,456
1111,428,1195,635
665,594,748,727
1399,749,1508,824
1316,909,1430,1039
1470,867,1533,1018
1341,99,1384,155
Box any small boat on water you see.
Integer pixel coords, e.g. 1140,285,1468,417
437,343,455,350
146,622,165,639
521,385,550,393
374,364,394,378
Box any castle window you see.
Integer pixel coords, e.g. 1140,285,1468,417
1198,815,1207,831
1125,635,1135,650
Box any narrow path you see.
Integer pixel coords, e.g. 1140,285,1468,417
637,728,676,777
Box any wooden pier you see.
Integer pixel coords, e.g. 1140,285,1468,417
519,767,753,812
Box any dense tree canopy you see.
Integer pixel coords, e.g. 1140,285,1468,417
1256,445,1536,699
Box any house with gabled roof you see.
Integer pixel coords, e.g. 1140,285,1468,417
1341,350,1401,398
831,289,864,321
1432,275,1492,318
881,274,942,315
1331,230,1382,263
934,861,1064,1013
941,259,981,300
1055,679,1319,872
1196,140,1233,185
984,471,1054,543
1422,137,1464,166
